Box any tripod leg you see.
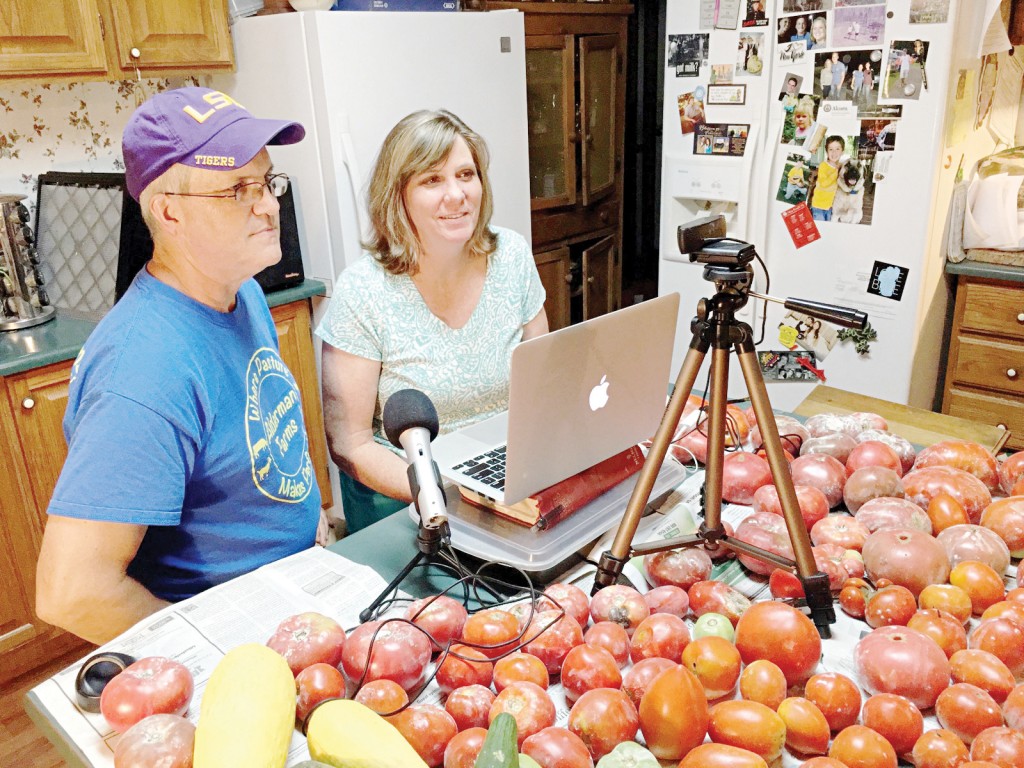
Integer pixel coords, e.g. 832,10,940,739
735,345,835,636
594,337,710,591
701,347,730,537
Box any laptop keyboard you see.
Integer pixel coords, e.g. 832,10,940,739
452,446,507,490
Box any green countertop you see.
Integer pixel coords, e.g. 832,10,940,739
0,279,326,378
946,260,1024,283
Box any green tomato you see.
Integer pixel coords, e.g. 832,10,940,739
519,755,542,768
595,741,660,767
691,611,735,642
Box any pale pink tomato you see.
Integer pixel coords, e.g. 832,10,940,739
721,452,773,505
804,413,859,438
843,466,905,514
751,484,829,531
858,429,917,475
853,625,951,709
811,514,870,551
937,524,1011,574
849,411,888,432
641,585,689,619
628,613,690,663
582,622,630,667
559,643,622,705
688,580,751,626
589,585,649,637
537,582,591,630
800,432,859,464
445,684,495,731
862,526,951,597
791,453,847,508
733,511,794,576
644,547,711,591
902,466,993,524
914,440,1000,493
521,611,583,675
521,726,595,768
846,440,903,477
855,496,931,534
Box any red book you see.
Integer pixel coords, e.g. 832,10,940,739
457,444,647,529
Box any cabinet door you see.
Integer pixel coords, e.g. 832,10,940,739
6,360,74,523
0,0,106,77
535,247,571,331
582,235,615,320
526,35,577,211
272,300,333,510
579,34,620,206
106,0,233,72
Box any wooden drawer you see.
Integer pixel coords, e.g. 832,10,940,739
946,386,1024,449
953,335,1024,396
532,198,618,249
961,280,1024,340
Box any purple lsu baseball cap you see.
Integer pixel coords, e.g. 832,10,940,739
122,86,305,200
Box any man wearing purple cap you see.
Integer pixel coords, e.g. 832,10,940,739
36,88,325,643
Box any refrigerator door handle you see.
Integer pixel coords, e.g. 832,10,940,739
337,117,365,237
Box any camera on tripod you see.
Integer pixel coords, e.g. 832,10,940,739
677,214,756,268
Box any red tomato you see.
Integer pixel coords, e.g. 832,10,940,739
913,440,1000,493
847,440,903,477
638,664,708,761
295,662,345,723
739,659,788,711
843,467,905,514
708,699,787,761
865,584,918,628
860,693,923,757
935,683,1004,746
828,724,897,768
721,452,773,505
939,525,1011,574
388,703,457,768
981,497,1024,558
99,657,194,734
980,599,1024,627
266,611,347,677
461,609,522,659
489,681,556,749
797,759,847,768
538,583,591,630
641,585,689,619
927,492,971,534
769,568,805,599
902,466,993,525
950,561,1007,615
567,688,638,762
970,726,1024,766
949,649,1016,703
521,726,594,768
643,547,712,590
906,608,968,658
688,580,751,626
522,611,584,675
754,484,830,531
911,728,971,768
1004,683,1024,731
340,619,432,693
113,714,194,768
443,726,487,768
854,625,950,709
1000,451,1024,493
435,644,493,694
628,613,690,664
678,743,769,768
620,657,674,708
588,585,649,637
777,697,830,756
493,652,548,692
734,601,821,686
404,595,468,650
811,514,871,551
444,684,495,732
733,511,795,576
582,621,630,667
839,584,870,619
353,678,408,714
803,672,862,733
855,496,932,535
862,528,951,597
790,453,847,508
969,617,1024,677
682,635,742,700
559,644,621,705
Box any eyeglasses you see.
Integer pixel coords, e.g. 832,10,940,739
163,173,289,206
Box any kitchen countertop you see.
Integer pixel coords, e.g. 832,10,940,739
0,279,326,378
945,259,1024,282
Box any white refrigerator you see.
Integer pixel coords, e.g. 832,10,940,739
657,0,993,412
217,10,531,293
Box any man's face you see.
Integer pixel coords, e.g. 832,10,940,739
169,149,283,286
787,79,798,94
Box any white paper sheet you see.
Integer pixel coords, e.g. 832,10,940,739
978,0,1012,58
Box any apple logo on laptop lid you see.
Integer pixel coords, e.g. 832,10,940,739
589,375,610,411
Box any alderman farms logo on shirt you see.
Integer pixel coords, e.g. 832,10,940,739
245,348,314,502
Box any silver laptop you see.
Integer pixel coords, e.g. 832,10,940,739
432,292,680,505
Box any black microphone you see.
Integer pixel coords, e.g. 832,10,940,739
382,389,448,530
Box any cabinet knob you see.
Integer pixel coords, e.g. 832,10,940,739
998,423,1008,430
599,209,609,222
587,276,595,284
1008,369,1018,380
564,273,573,284
1018,313,1024,323
130,47,141,59
22,397,34,410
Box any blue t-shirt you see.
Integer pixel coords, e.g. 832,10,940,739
49,269,321,602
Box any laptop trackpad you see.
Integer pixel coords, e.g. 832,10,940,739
432,412,509,466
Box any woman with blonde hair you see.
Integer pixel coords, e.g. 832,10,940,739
316,109,548,531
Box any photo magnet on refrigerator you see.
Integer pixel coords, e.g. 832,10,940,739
867,261,909,301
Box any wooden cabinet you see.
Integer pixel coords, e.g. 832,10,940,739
485,2,630,327
941,274,1024,450
0,0,233,82
0,297,329,685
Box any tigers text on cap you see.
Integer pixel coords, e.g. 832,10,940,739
122,87,305,200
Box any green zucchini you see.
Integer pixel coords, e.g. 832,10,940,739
474,712,519,768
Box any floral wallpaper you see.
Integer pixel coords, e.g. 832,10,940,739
0,77,199,223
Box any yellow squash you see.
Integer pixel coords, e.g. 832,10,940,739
193,643,297,768
305,698,429,768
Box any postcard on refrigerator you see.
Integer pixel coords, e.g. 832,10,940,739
781,202,821,248
881,40,930,100
910,0,951,23
695,124,750,156
859,119,897,153
782,0,833,11
678,88,707,135
814,49,884,107
737,33,766,76
832,5,887,47
707,83,747,104
777,153,811,205
783,309,839,360
758,350,822,382
711,64,736,84
778,40,809,65
668,34,710,78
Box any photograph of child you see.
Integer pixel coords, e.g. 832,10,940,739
782,0,833,11
814,49,882,108
667,34,710,77
779,73,803,108
677,89,707,134
777,153,811,204
737,33,766,76
833,5,886,47
883,40,929,100
784,309,839,360
910,0,951,24
859,119,897,152
783,94,826,151
805,133,878,225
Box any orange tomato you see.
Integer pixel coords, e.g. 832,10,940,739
828,724,897,768
708,700,787,762
906,608,968,658
677,743,768,768
682,635,742,700
734,602,822,686
859,693,923,757
968,617,1024,678
637,664,708,761
969,725,1024,766
1005,683,1024,731
950,648,1016,703
935,683,1004,746
804,672,862,733
738,659,787,710
797,760,848,768
949,561,1006,616
926,491,970,533
492,652,548,692
919,583,974,625
911,728,971,768
776,696,830,756
979,599,1024,627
